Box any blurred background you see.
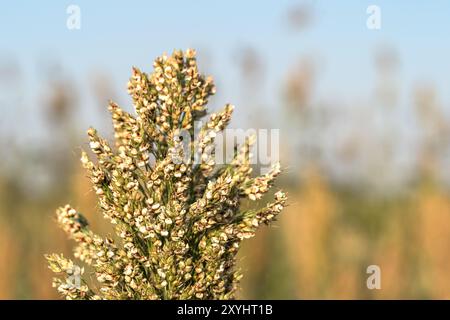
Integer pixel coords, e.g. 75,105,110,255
2,0,450,299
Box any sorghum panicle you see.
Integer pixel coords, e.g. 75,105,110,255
46,49,286,300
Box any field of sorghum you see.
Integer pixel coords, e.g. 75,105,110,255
1,45,450,299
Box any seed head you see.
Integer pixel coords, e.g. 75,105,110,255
46,49,286,300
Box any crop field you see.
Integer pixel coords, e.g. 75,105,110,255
1,1,450,300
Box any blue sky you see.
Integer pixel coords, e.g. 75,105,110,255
1,1,450,136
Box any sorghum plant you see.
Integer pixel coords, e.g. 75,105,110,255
46,49,286,300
